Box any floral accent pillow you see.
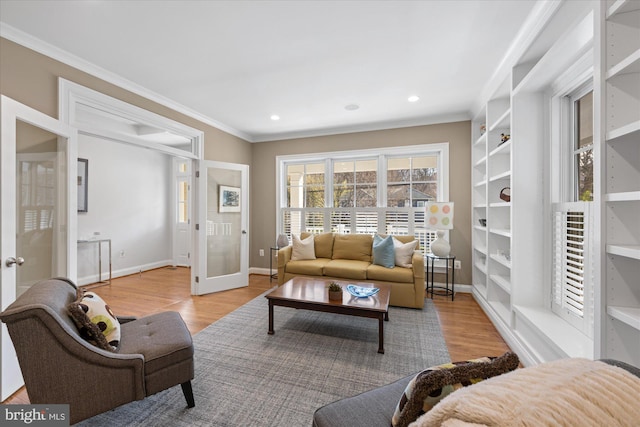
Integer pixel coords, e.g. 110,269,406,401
391,352,519,427
68,291,121,352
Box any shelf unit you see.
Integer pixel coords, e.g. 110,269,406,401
601,0,640,366
470,1,607,366
471,78,513,327
471,107,489,298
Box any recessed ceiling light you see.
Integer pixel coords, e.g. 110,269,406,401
345,104,360,111
270,115,280,121
408,95,420,103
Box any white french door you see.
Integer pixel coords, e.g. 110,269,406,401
0,96,77,400
193,160,249,295
174,159,191,267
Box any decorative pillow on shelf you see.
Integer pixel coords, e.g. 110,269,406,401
291,234,316,260
393,237,418,268
391,352,519,427
373,234,395,269
68,291,121,352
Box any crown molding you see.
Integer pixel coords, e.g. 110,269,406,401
0,22,253,142
470,0,563,117
251,112,471,143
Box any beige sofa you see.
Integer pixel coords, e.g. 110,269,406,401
277,232,425,309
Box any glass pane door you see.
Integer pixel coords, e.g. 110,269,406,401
194,160,248,295
1,95,77,401
16,121,69,296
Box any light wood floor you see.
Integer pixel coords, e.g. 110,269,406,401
3,268,510,404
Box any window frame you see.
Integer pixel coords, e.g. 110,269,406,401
569,86,594,202
547,53,595,338
276,143,449,241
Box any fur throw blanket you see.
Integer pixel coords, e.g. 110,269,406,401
410,358,640,427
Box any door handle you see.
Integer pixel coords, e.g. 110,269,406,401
241,230,247,234
5,257,25,267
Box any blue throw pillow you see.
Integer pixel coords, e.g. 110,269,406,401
373,234,395,269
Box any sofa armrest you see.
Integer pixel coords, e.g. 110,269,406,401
412,251,425,309
411,251,425,278
277,246,292,285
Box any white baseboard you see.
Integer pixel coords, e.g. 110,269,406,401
77,259,174,286
250,267,272,276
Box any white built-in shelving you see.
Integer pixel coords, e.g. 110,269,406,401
602,0,640,367
471,76,513,331
471,106,489,300
469,1,640,367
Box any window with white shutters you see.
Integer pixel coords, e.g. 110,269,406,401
551,202,593,337
277,144,449,260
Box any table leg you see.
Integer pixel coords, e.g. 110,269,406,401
452,259,455,301
378,315,385,354
445,260,449,298
430,258,435,299
384,310,389,321
268,300,275,335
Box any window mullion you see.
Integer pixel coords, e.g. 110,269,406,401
378,155,386,208
325,158,333,208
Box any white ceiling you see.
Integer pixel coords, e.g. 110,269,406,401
0,0,539,142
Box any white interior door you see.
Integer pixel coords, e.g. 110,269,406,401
193,160,248,295
0,96,77,400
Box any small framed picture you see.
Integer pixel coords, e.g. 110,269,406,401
77,158,88,213
219,185,241,212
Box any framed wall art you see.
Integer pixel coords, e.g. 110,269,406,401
219,185,241,212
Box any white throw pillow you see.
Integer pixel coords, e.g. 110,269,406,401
291,234,316,260
393,238,418,268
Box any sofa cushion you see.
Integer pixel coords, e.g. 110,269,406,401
373,235,395,268
118,311,193,375
332,234,373,262
67,291,121,352
323,259,370,280
393,238,418,268
292,234,316,260
391,352,519,427
286,258,332,276
367,264,414,283
303,232,335,259
313,373,414,427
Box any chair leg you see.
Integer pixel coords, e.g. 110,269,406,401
181,381,195,408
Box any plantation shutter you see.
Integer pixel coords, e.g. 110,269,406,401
305,211,324,234
330,210,351,233
385,211,409,235
355,211,378,234
551,202,593,336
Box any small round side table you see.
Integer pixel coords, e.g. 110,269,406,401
425,253,456,301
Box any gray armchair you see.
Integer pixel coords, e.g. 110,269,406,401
0,278,195,424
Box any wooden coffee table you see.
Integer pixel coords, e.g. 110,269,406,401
265,277,391,354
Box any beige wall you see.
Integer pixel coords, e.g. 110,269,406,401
0,38,251,163
2,37,472,285
251,121,473,285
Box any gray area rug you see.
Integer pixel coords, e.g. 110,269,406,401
78,292,449,426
